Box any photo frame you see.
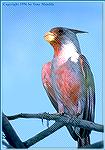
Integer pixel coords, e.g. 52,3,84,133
1,1,104,149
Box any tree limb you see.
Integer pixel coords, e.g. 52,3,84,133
3,112,104,148
2,140,13,148
2,112,26,148
23,121,64,148
84,140,104,148
7,112,104,132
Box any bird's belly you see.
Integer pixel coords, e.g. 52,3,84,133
54,66,82,111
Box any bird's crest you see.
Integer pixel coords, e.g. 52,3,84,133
69,29,88,34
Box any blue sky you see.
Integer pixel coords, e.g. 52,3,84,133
2,1,103,148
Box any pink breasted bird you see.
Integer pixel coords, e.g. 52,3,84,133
42,27,95,147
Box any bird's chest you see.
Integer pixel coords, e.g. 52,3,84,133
51,59,82,105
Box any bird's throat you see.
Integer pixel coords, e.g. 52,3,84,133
52,43,61,57
53,43,80,65
54,47,60,57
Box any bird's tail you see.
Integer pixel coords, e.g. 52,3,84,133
78,135,90,148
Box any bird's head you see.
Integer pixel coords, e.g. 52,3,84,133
44,27,87,56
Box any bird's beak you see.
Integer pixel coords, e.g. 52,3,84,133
44,32,56,43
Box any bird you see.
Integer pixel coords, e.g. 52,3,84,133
42,27,95,148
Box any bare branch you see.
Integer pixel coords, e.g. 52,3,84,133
7,112,104,132
2,113,26,148
84,140,104,148
3,112,103,148
23,121,64,148
7,112,60,120
2,140,13,148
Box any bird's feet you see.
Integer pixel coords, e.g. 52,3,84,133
76,112,81,117
58,109,64,115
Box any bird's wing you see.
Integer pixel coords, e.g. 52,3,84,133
79,54,95,137
44,83,58,112
78,54,95,147
41,63,58,112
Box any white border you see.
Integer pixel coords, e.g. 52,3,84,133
1,1,3,150
1,1,104,150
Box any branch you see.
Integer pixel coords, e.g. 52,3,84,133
23,121,64,148
2,140,13,148
84,140,104,148
3,112,103,148
2,113,26,148
7,112,104,132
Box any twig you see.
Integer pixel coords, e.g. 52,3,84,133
7,112,104,132
23,121,64,148
7,112,60,120
2,113,26,148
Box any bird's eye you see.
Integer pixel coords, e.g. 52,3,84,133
58,29,64,35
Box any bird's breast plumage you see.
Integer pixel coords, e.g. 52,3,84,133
51,59,83,114
42,55,85,115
